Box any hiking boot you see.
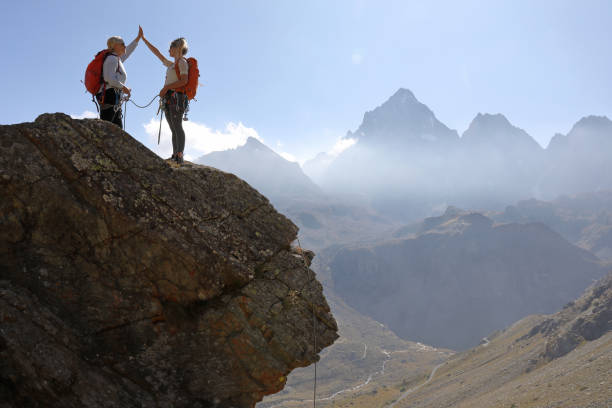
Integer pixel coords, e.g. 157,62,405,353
166,154,176,162
176,154,184,164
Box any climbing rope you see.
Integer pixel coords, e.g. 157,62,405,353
128,95,160,109
118,94,162,135
296,235,318,408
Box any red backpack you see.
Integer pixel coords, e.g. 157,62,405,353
175,57,200,100
84,50,111,97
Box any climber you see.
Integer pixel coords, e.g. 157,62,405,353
98,27,142,128
141,27,189,164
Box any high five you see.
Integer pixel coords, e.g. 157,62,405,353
84,26,199,166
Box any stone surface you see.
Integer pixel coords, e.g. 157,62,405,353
0,113,338,407
531,272,612,360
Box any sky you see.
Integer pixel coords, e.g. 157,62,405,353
2,0,611,163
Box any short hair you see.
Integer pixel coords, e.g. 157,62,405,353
170,37,188,55
107,36,124,50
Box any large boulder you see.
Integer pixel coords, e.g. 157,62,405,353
0,114,337,407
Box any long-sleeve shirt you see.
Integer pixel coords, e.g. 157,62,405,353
101,38,139,92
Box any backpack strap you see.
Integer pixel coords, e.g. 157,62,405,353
174,58,188,93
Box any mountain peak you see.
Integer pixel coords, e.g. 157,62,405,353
388,88,418,104
573,115,612,128
198,137,323,205
243,136,267,149
354,88,459,145
470,113,513,129
568,115,612,137
463,112,541,150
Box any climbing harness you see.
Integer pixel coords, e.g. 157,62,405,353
102,93,163,139
295,235,318,408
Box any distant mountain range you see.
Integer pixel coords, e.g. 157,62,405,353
493,191,612,261
306,88,612,221
196,88,612,225
329,208,607,350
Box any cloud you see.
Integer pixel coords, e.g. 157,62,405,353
278,151,298,163
143,118,262,160
70,110,98,119
329,137,357,156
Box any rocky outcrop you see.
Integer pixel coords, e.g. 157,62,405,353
0,114,338,407
529,272,612,360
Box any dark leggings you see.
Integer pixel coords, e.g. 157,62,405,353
164,92,187,155
99,88,123,129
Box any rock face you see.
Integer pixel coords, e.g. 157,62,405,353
0,114,338,407
330,209,606,350
530,272,612,360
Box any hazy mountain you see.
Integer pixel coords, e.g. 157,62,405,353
329,209,607,350
196,137,324,208
317,89,550,220
457,113,543,206
461,113,541,152
495,191,612,261
541,115,612,198
302,151,334,185
320,89,462,220
314,89,612,222
352,88,460,147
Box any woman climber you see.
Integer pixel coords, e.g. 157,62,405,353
141,27,189,164
98,27,142,128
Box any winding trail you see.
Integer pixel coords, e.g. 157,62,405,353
264,345,443,408
389,361,445,407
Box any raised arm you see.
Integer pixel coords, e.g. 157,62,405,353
141,27,172,66
121,27,142,62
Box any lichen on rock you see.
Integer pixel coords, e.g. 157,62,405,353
0,113,338,407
